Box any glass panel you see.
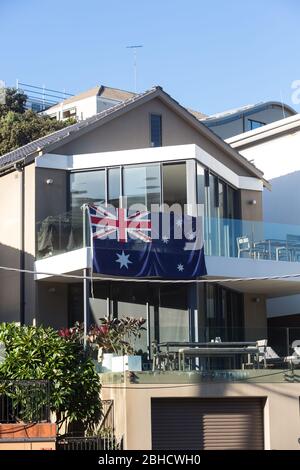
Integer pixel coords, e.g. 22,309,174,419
70,170,105,211
162,163,187,210
150,114,162,147
89,282,110,325
123,164,160,211
108,167,120,208
159,285,189,342
110,283,148,355
196,163,205,219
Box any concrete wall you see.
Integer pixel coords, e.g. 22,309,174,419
0,171,21,322
238,129,300,182
244,293,267,341
55,98,257,178
102,374,300,450
240,189,263,221
36,282,68,329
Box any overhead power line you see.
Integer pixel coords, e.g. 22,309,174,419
1,264,300,285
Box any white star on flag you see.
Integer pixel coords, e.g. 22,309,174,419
187,231,196,240
176,219,183,227
177,263,184,272
116,251,132,269
162,235,169,244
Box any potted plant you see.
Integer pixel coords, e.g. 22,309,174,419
87,316,146,372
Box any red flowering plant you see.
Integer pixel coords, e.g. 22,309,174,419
87,316,146,357
58,322,83,342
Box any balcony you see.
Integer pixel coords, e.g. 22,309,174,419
36,212,300,263
100,327,300,384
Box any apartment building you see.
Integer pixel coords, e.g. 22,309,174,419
0,86,300,449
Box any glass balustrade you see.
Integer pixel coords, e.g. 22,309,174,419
36,213,300,263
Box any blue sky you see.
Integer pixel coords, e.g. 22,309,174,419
1,0,299,114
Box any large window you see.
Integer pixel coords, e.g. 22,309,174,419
162,162,187,210
69,162,187,213
150,114,162,147
70,170,105,211
204,284,244,342
197,164,239,256
158,285,189,343
123,164,160,211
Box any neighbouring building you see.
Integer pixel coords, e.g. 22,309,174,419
200,101,297,139
43,85,136,121
227,113,300,340
0,86,300,450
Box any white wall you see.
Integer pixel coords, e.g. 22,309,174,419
239,130,300,180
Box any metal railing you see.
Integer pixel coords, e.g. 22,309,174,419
56,434,123,450
100,399,114,431
0,380,50,423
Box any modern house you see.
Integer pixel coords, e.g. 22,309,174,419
201,101,297,139
0,86,300,450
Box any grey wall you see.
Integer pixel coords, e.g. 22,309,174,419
55,97,257,177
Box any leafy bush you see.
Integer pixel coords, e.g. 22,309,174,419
0,323,102,433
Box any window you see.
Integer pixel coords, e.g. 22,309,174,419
248,119,265,130
108,167,120,208
150,114,162,147
70,170,105,211
162,162,187,210
205,284,244,342
123,164,160,211
63,108,77,119
158,285,189,343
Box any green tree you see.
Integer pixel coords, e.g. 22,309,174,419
0,87,75,156
0,323,102,433
0,87,27,116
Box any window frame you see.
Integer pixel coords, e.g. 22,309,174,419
149,113,162,147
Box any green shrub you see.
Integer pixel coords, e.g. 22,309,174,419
0,323,102,433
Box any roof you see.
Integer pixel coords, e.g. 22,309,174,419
227,113,300,150
0,85,268,187
187,108,207,120
46,85,136,109
202,101,297,124
100,85,136,102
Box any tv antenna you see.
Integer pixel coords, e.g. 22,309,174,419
126,45,143,93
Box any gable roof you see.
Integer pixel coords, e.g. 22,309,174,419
46,85,136,109
0,85,269,186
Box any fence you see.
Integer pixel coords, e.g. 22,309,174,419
56,399,122,450
0,380,50,423
56,434,123,450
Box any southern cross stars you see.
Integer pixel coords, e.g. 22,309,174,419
116,251,132,269
177,263,184,272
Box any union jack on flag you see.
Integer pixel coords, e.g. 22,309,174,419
89,205,152,243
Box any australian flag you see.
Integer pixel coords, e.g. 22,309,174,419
88,205,206,279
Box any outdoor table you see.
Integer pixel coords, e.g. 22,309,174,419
178,346,259,371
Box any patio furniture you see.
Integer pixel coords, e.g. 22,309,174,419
237,236,269,260
286,234,300,262
178,346,259,371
